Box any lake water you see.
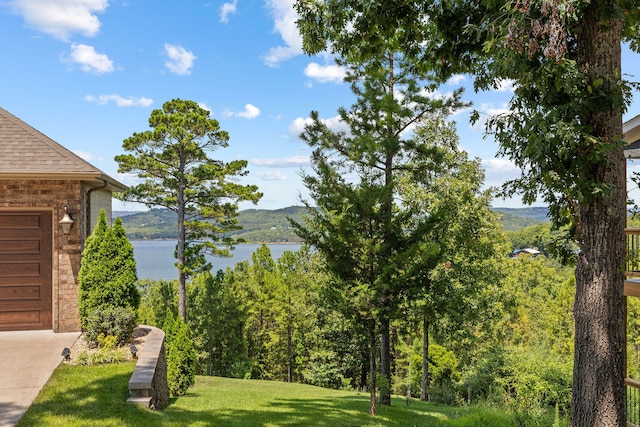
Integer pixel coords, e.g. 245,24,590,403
131,240,302,281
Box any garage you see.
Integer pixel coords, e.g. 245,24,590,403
1,107,127,332
0,211,52,331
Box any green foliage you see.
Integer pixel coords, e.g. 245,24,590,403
83,306,138,346
302,350,350,389
492,207,550,231
427,345,461,388
76,347,130,366
20,365,531,427
294,2,634,422
118,206,309,242
136,278,178,327
506,222,578,264
188,271,252,378
78,209,139,335
503,257,575,356
167,318,196,397
498,347,573,421
119,205,550,240
628,297,640,379
97,334,118,350
393,335,462,405
131,236,572,422
459,256,574,419
115,98,262,320
117,208,179,239
291,44,471,407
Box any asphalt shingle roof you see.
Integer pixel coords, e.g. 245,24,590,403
0,107,126,190
0,107,100,174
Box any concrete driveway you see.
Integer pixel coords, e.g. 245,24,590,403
0,330,79,427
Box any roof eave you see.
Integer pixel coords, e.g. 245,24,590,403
0,172,129,193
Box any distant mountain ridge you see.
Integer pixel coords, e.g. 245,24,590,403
115,206,309,242
491,207,549,231
115,205,549,241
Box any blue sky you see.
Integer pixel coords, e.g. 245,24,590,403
1,0,639,212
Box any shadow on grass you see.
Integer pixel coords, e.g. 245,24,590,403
17,365,513,427
163,391,460,427
16,363,163,427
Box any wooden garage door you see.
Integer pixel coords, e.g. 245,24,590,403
0,211,52,331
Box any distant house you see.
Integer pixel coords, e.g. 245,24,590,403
0,107,127,332
511,248,542,258
624,114,640,157
624,113,640,426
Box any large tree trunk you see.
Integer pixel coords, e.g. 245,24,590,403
380,316,391,405
421,311,429,401
177,170,187,322
570,2,625,425
287,316,293,383
369,320,377,416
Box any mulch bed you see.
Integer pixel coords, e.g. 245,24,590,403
64,326,150,364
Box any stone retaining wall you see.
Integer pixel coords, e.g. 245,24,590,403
127,325,169,410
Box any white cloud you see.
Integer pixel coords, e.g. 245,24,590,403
73,150,103,161
219,0,237,23
471,102,511,130
164,44,196,75
289,114,349,138
237,104,261,119
482,158,519,175
85,94,153,107
256,170,288,181
263,0,302,67
224,104,261,119
251,155,311,168
67,43,114,74
198,102,213,113
115,171,143,187
480,158,524,198
495,79,516,92
447,74,466,85
289,117,313,137
304,62,346,84
7,0,108,41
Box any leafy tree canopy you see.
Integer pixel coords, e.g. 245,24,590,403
116,98,262,320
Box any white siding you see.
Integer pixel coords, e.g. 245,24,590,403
89,189,113,227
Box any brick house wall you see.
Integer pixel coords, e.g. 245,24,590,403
0,179,84,332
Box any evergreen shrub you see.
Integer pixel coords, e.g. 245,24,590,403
78,210,140,343
167,318,196,396
84,306,138,346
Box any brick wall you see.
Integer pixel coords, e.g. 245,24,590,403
0,179,84,332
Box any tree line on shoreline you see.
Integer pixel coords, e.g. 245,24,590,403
116,206,550,241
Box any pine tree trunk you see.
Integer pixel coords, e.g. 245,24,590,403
570,2,625,424
380,316,391,405
369,320,377,416
287,320,292,383
421,312,429,401
177,166,187,322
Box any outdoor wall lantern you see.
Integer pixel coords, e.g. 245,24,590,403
58,206,74,236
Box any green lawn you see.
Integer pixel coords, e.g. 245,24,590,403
17,362,521,427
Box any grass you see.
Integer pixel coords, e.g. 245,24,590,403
17,362,522,427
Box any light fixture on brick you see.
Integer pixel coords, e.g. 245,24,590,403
58,206,74,236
